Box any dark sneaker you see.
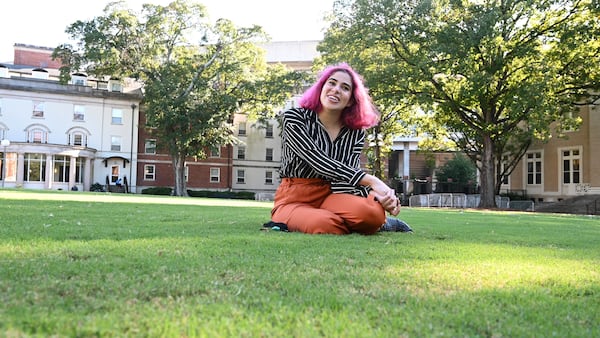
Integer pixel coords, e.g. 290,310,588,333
262,221,289,232
380,217,413,233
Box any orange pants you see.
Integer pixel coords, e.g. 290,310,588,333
271,178,386,235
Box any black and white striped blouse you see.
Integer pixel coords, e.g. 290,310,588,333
279,107,370,197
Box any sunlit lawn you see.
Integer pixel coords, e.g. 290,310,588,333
0,189,598,337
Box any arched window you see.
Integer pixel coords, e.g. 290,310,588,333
25,124,50,143
66,127,91,147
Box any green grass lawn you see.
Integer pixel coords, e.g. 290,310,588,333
0,190,598,337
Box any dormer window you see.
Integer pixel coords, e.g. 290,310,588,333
71,73,87,86
0,65,8,78
32,68,49,80
109,79,122,92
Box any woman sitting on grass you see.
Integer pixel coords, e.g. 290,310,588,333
268,62,412,234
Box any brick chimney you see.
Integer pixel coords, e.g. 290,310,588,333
13,43,63,69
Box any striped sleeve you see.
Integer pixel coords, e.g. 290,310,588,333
280,108,365,184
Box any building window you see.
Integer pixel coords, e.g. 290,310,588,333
67,127,89,146
112,108,123,124
562,111,579,132
32,130,43,143
111,165,120,183
110,81,122,92
71,75,86,86
266,148,273,161
238,121,246,136
210,168,220,182
210,147,221,158
184,166,189,182
24,153,46,182
526,152,542,185
562,149,581,184
73,105,85,121
72,133,84,146
144,165,155,180
32,102,45,118
111,136,121,151
53,156,70,183
236,169,245,184
26,125,49,143
145,139,156,154
266,123,273,138
237,146,246,160
265,171,273,185
74,158,84,183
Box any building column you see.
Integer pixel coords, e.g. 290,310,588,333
69,156,77,190
403,142,411,194
84,157,92,191
45,154,54,189
16,153,24,187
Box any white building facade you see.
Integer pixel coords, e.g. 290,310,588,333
0,64,142,192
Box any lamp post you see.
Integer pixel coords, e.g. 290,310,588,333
129,103,137,193
1,139,10,188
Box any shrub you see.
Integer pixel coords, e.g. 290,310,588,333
141,187,173,195
90,183,105,192
187,190,255,200
435,153,477,184
435,153,478,193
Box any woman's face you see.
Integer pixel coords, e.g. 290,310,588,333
319,70,353,113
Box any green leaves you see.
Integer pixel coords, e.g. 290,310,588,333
321,0,599,206
55,1,302,196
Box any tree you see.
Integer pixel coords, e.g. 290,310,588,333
53,0,301,196
321,0,600,207
315,37,418,181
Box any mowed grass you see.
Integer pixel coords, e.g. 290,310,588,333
0,190,598,337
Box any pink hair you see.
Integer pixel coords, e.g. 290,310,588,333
298,63,379,130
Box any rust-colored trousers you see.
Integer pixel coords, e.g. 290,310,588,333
271,178,386,235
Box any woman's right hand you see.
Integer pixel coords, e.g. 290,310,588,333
373,189,400,216
361,174,401,215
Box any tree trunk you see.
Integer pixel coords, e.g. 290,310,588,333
172,154,188,197
374,144,382,179
479,134,497,208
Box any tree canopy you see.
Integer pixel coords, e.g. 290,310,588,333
320,0,600,207
54,0,303,196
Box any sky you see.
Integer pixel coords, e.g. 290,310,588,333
0,0,335,63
